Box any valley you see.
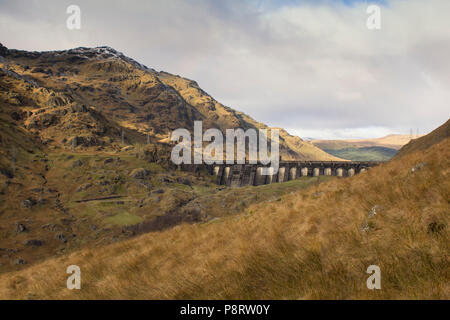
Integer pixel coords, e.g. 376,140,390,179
0,43,448,300
0,119,448,299
311,134,424,161
0,43,340,273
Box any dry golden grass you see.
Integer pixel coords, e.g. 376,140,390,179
0,138,448,300
397,119,450,157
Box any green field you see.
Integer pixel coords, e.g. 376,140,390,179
323,146,397,161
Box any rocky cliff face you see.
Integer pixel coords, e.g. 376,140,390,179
0,44,340,160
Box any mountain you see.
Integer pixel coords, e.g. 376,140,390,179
0,43,340,161
0,43,447,299
311,134,424,161
0,43,344,273
1,121,447,299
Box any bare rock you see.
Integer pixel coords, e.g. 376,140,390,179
368,205,384,218
54,233,67,243
0,43,8,56
410,162,427,173
129,168,150,179
23,239,43,247
16,223,27,233
21,198,37,209
76,183,92,192
71,160,83,168
176,177,191,186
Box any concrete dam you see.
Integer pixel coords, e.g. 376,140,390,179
181,161,381,187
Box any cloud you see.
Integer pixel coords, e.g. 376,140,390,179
0,0,449,139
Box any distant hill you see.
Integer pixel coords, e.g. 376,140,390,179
322,146,397,161
313,134,423,151
311,134,424,161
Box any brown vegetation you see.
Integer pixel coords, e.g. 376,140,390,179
0,44,343,274
396,119,449,157
0,123,447,299
0,44,339,161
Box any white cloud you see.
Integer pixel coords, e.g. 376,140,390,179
0,0,449,139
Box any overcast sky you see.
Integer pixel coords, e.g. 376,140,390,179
1,0,449,139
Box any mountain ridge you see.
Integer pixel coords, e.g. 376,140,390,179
0,43,341,161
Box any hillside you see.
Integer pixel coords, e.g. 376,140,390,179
0,43,339,161
312,134,423,151
396,119,449,157
1,120,448,299
311,134,423,161
322,146,397,161
0,43,343,273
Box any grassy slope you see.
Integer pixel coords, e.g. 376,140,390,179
0,142,331,274
0,126,448,299
0,45,341,273
396,119,449,157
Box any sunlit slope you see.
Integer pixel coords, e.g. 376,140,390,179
0,43,343,274
1,43,340,160
311,134,427,161
312,134,422,151
157,71,343,160
396,119,449,157
0,121,448,299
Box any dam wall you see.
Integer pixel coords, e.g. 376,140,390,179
180,161,381,187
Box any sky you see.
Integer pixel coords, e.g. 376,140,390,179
0,0,449,139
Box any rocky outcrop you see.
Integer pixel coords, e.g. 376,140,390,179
0,44,340,160
129,168,150,179
0,43,8,57
23,239,44,247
